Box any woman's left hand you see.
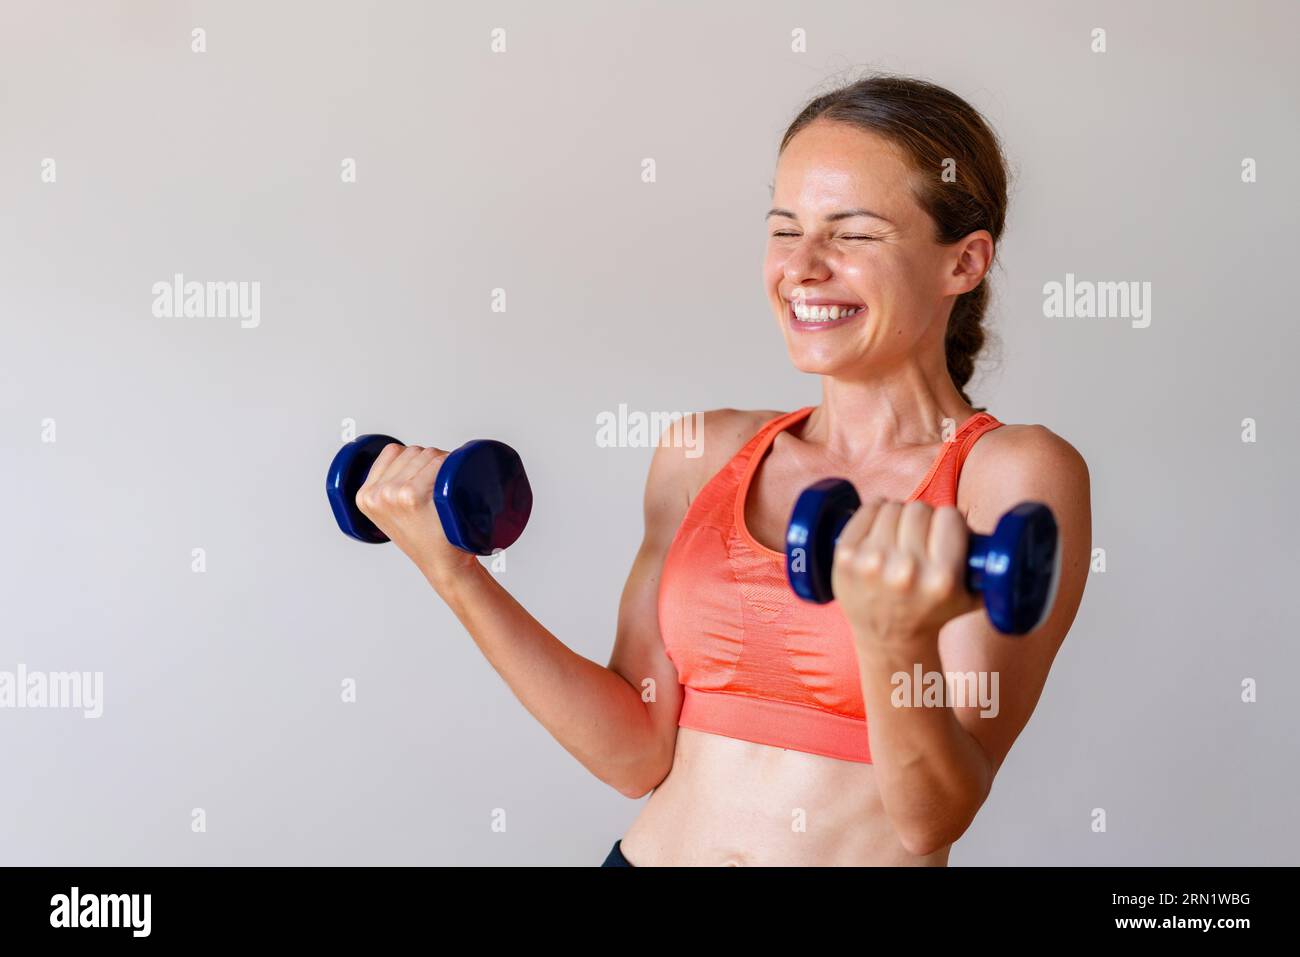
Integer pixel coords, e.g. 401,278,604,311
831,499,982,649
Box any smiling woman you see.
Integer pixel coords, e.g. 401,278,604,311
362,72,1091,867
606,73,1091,865
765,76,1008,411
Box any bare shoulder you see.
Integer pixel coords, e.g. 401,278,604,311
966,422,1089,477
655,407,783,478
637,407,780,550
699,407,786,461
644,408,785,520
958,422,1091,530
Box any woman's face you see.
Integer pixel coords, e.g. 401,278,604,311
764,120,980,380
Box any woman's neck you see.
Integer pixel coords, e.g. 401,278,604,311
802,366,975,461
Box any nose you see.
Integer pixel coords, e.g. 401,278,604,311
782,238,831,286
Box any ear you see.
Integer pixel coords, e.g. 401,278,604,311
946,230,994,297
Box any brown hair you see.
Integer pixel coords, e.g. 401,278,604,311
779,74,1009,408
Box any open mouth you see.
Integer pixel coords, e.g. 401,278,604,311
787,300,866,331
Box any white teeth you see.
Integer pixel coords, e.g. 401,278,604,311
791,302,862,322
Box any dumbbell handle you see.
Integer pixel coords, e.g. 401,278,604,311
818,513,1002,594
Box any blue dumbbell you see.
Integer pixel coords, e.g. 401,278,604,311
326,434,532,554
785,478,1060,635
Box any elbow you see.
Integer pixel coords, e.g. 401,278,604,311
898,827,950,858
896,804,982,857
896,757,995,855
612,760,669,800
607,745,672,800
616,781,654,800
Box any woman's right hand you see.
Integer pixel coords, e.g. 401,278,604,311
354,443,482,584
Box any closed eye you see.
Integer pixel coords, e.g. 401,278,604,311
770,231,879,241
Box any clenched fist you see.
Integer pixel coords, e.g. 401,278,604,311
354,443,481,582
830,499,981,647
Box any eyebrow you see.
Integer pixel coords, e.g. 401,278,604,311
765,207,895,225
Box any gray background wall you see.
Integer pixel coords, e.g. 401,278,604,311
1,0,1296,865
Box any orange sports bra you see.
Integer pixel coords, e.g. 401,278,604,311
658,406,1003,763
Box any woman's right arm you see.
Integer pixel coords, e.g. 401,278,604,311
354,422,701,798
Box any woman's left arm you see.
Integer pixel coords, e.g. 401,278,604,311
838,425,1092,856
